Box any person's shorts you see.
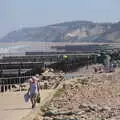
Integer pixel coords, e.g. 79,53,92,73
30,93,37,100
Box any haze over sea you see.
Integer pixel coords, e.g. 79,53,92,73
0,42,56,56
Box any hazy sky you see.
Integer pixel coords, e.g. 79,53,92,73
0,0,120,38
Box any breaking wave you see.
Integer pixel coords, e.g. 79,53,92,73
0,45,30,55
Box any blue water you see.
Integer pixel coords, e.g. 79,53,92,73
0,45,29,56
64,73,81,79
0,42,56,56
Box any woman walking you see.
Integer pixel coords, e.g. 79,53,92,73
28,76,40,108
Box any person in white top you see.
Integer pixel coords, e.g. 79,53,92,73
35,74,40,81
28,76,40,108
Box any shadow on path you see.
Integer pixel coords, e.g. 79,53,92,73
3,107,31,111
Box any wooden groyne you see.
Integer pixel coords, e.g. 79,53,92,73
0,52,96,92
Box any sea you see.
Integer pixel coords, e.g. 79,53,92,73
0,42,57,57
0,44,28,56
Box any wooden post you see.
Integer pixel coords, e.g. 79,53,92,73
3,85,5,93
0,85,2,92
10,84,12,91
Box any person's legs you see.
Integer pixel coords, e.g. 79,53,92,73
31,93,37,108
30,93,35,108
33,93,37,107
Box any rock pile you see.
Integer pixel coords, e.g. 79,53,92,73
40,69,65,89
42,70,120,120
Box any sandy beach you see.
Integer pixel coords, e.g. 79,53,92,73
0,89,55,120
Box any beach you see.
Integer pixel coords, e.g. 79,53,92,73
0,89,55,120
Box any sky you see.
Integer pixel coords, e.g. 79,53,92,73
0,0,120,38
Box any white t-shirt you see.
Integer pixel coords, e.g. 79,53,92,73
29,77,38,94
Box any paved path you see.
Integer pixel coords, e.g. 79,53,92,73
0,89,55,120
